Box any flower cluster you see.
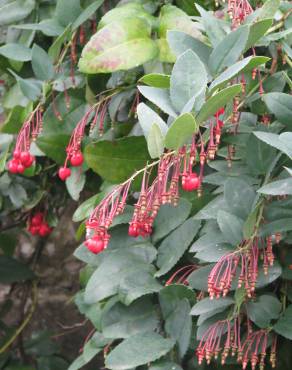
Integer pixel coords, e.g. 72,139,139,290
84,111,225,253
227,0,253,28
58,100,110,181
208,237,275,299
27,212,52,237
196,317,277,370
8,108,42,174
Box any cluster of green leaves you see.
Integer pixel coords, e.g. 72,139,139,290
0,0,292,369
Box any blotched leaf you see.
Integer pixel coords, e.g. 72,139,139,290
79,18,158,73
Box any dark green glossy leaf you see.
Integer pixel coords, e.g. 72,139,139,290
0,256,34,283
155,218,201,277
263,93,292,127
31,44,54,81
274,304,292,340
101,297,159,338
247,295,281,328
84,136,150,183
105,332,175,370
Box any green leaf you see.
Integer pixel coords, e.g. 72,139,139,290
0,104,32,134
68,333,109,370
12,19,65,37
84,136,150,184
139,74,170,88
245,19,273,50
257,0,280,20
209,25,249,74
153,198,192,243
73,190,114,222
55,0,82,27
164,299,191,359
138,87,177,118
258,178,292,196
217,210,243,245
48,24,72,62
196,4,227,47
101,297,159,338
167,30,212,66
18,78,42,101
209,56,270,92
65,168,86,201
155,218,201,277
253,131,292,158
159,284,195,317
256,262,282,288
37,91,86,163
31,44,54,81
147,123,165,158
0,43,31,61
149,361,182,370
158,4,202,40
274,304,292,340
246,133,277,176
0,256,34,283
72,0,104,30
105,332,175,370
263,93,292,127
224,178,256,219
79,18,158,74
190,297,234,316
170,50,207,113
247,295,281,328
187,264,214,291
165,113,198,150
118,269,162,305
8,69,42,101
99,2,155,28
260,218,292,236
84,246,155,303
156,38,176,63
137,103,168,138
196,85,241,124
0,0,35,25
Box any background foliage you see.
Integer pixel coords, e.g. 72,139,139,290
0,0,292,369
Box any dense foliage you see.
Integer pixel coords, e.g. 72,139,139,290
0,0,292,369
